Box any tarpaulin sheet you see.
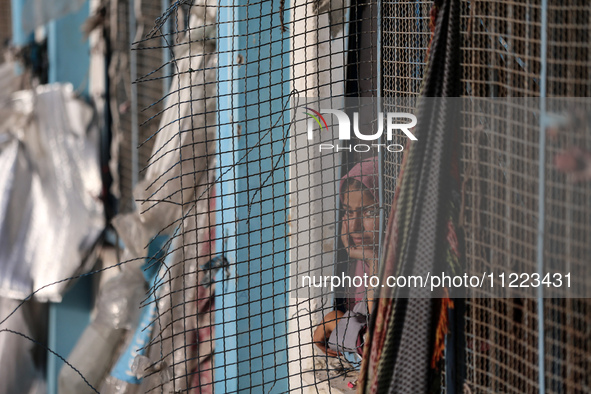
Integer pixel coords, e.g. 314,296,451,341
0,84,104,302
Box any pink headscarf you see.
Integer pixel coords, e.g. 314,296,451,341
339,157,380,306
340,157,379,202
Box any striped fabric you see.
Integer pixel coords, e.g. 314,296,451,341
358,0,465,392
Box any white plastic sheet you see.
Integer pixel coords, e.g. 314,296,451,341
0,84,104,301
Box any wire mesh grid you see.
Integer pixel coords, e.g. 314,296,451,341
542,3,591,389
122,0,379,391
110,0,169,213
381,0,430,226
382,0,591,393
102,0,591,393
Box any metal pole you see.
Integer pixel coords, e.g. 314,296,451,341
536,0,548,391
129,0,139,199
376,0,385,263
161,0,171,94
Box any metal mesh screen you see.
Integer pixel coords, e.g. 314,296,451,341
121,0,384,391
110,0,167,212
383,1,591,393
381,0,431,220
543,3,591,392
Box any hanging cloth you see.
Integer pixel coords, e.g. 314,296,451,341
358,0,465,392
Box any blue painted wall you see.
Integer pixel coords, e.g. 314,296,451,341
43,2,92,393
10,0,28,47
215,0,291,391
47,1,91,93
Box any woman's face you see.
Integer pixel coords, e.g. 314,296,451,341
341,184,380,260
